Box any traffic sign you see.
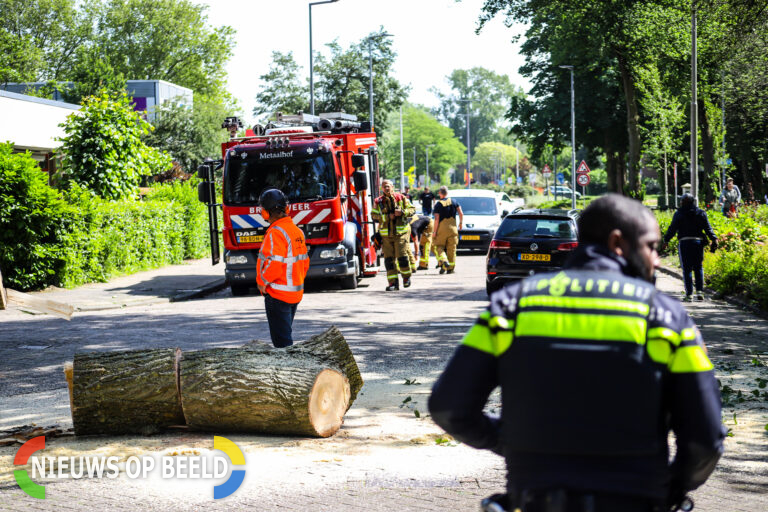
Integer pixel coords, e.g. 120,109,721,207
529,174,537,184
517,176,523,184
556,172,564,184
726,158,732,166
542,164,552,178
576,173,591,186
576,160,591,174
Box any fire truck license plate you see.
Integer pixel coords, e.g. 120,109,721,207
519,253,550,262
238,235,263,243
461,235,481,241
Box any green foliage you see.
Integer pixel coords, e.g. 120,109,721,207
60,46,127,103
58,91,172,199
379,104,466,184
473,142,522,183
0,150,209,291
0,143,72,289
144,95,229,173
253,51,308,119
431,67,524,155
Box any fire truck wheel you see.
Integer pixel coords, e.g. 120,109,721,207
230,284,250,297
340,256,360,290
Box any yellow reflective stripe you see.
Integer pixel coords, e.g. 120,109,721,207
461,324,496,355
647,339,672,364
515,311,646,344
461,315,514,357
519,295,649,315
647,327,681,346
669,345,713,373
495,330,513,356
681,327,697,341
488,315,512,330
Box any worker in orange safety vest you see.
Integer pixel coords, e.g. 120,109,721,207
256,188,310,347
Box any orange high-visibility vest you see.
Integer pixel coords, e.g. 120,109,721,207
256,216,309,304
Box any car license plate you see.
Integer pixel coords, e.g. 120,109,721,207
519,253,550,262
461,235,481,241
238,235,263,243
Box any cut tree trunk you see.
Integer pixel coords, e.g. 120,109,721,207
180,348,350,437
0,269,6,310
70,349,185,435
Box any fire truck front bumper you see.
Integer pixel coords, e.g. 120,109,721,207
306,244,356,279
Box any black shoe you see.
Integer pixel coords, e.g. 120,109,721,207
411,267,418,273
695,293,704,301
385,283,399,291
439,265,446,274
447,268,455,274
435,262,441,269
403,277,411,288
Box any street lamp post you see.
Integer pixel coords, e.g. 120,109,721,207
399,105,405,194
690,6,698,203
426,144,436,188
309,0,339,115
368,32,393,129
559,65,577,209
457,99,471,188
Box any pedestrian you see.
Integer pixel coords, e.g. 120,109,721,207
663,193,718,302
420,186,435,216
403,186,413,202
256,189,309,348
371,180,415,291
719,178,741,217
432,186,463,274
408,214,435,271
429,194,724,512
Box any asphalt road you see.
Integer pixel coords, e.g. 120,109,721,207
1,253,766,511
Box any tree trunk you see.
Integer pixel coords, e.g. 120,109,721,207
180,349,350,437
605,149,623,193
698,101,717,203
70,349,185,436
617,53,642,196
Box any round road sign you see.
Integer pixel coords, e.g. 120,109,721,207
577,173,590,186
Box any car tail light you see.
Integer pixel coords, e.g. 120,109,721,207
557,242,579,251
489,239,511,249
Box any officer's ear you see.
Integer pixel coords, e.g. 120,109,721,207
607,228,625,257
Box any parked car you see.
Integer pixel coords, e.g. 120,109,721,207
486,208,580,295
496,192,524,214
548,185,582,199
448,189,503,252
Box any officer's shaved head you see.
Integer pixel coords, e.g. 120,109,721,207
578,194,655,246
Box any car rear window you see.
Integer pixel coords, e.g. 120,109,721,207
451,196,497,215
498,216,576,238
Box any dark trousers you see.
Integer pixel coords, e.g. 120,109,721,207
679,239,704,295
422,205,432,215
264,294,298,348
494,491,661,512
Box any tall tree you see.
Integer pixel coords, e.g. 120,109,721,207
379,105,466,185
432,67,523,155
253,51,308,119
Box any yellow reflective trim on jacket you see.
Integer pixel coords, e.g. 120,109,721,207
647,327,681,346
519,295,649,315
681,327,697,341
488,315,511,330
647,339,672,364
669,345,713,373
461,314,514,357
515,311,646,344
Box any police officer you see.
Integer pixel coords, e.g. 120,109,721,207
371,180,416,291
409,214,435,271
433,186,463,274
429,194,724,512
663,193,718,302
256,189,310,348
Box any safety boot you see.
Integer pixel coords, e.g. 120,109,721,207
403,276,412,288
385,281,399,291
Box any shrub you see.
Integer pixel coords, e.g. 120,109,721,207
58,91,172,200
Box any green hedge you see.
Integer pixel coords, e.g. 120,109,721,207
0,144,209,291
656,205,768,309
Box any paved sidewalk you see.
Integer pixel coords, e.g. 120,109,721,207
18,259,226,312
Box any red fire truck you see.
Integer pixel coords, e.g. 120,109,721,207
197,112,381,296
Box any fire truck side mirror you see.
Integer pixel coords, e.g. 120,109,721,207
197,182,210,203
352,170,368,191
351,154,366,169
197,164,210,180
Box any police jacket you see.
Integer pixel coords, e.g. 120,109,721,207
428,245,724,502
664,204,717,243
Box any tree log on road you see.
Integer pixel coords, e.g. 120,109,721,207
180,349,350,437
70,349,185,435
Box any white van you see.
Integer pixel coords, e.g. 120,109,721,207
446,189,505,252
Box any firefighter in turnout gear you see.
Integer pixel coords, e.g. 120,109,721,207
372,180,416,290
433,186,463,274
409,214,434,270
429,194,724,512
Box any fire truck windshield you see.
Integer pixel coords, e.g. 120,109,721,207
224,152,337,205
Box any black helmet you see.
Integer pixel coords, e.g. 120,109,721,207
259,188,288,212
681,193,694,207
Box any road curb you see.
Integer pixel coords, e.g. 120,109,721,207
169,278,227,302
658,266,768,319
